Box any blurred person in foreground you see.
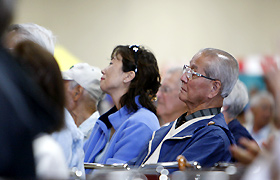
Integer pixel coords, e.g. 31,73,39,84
156,67,188,126
83,45,161,170
230,58,280,180
13,40,69,179
222,79,255,147
129,48,238,168
4,23,85,177
62,63,105,141
0,0,61,178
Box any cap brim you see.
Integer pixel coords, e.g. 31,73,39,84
62,72,74,80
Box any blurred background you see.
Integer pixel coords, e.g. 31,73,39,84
13,0,280,93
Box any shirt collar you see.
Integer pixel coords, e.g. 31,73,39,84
175,107,221,129
110,96,143,130
98,96,142,130
79,111,100,131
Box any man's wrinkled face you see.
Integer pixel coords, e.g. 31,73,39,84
179,54,213,109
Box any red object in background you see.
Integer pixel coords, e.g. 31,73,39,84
238,58,244,74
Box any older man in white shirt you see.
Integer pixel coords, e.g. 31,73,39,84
62,63,105,141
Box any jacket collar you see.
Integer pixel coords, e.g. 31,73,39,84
109,96,143,131
171,113,228,138
175,108,221,128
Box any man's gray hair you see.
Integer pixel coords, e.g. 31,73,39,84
223,80,248,119
7,23,56,54
199,48,239,98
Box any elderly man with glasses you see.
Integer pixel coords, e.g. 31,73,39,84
129,48,238,168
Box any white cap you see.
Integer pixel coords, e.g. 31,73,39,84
62,63,104,101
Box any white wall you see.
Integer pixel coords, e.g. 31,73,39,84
13,0,280,71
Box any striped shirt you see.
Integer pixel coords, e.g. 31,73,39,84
175,108,221,129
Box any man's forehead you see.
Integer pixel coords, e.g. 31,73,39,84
190,54,211,70
189,59,200,70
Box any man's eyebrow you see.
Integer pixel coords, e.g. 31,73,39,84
190,64,198,70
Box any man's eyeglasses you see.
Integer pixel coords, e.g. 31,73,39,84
182,65,217,81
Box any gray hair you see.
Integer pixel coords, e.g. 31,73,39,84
7,23,56,54
198,48,239,98
250,91,274,108
223,80,249,119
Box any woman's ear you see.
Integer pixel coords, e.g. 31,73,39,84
123,71,136,83
208,80,222,98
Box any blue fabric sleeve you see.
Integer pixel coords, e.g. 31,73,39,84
83,121,109,163
181,128,232,167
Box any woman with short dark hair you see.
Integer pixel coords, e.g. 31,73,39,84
84,45,161,168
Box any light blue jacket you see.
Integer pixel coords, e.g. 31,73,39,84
83,96,160,167
52,109,85,178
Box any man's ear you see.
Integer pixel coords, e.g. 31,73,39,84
123,71,136,83
208,80,222,98
73,85,83,101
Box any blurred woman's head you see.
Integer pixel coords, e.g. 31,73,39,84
13,40,65,133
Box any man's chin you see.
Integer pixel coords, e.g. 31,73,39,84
178,94,186,103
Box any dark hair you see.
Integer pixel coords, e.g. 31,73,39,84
13,40,65,133
111,45,161,114
0,0,15,38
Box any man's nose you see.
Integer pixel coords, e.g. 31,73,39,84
180,73,189,83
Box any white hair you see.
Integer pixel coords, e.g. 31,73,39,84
223,80,249,119
199,48,239,98
8,23,56,54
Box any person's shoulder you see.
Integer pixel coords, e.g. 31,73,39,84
136,107,156,115
228,119,240,126
125,109,160,131
129,107,158,122
228,119,245,131
193,117,231,138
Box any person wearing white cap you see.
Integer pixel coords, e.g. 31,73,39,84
62,63,105,141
